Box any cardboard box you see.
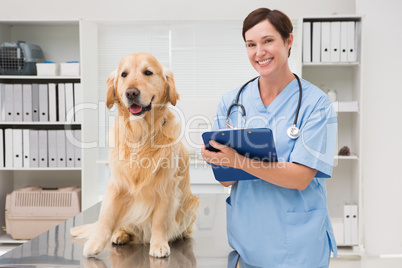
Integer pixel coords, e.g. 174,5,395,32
5,186,81,240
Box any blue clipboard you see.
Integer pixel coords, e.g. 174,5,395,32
202,128,278,181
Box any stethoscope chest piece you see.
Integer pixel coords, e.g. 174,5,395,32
287,125,300,139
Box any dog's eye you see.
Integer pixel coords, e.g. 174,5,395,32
144,70,153,76
121,72,128,78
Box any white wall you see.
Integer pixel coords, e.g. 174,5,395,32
0,0,354,21
356,0,402,256
6,0,402,257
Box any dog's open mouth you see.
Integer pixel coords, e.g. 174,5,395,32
128,98,153,116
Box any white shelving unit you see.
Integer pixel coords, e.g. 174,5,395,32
0,16,364,253
300,16,363,255
0,20,99,245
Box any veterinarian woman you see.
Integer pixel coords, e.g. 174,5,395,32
201,8,338,268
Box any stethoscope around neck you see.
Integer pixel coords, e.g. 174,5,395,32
225,73,303,139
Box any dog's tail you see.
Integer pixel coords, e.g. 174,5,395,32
70,223,96,240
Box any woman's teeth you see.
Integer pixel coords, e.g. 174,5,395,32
258,59,272,65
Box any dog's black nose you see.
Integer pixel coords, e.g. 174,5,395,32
126,88,140,100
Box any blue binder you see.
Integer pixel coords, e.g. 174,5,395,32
202,128,278,181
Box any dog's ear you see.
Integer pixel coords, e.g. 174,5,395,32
106,70,118,109
163,67,179,106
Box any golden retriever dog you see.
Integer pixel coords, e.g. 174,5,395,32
70,52,199,258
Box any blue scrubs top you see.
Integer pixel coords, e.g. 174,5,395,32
213,77,338,268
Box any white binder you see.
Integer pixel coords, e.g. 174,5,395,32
344,205,352,245
48,130,58,168
340,22,348,62
321,22,331,62
5,129,13,168
22,84,33,121
58,83,66,122
38,130,48,167
56,130,66,167
302,22,311,63
350,205,358,245
0,129,3,167
0,83,5,121
13,129,23,168
23,129,30,168
5,84,14,121
312,22,321,63
347,21,356,62
330,21,341,62
39,84,49,122
32,84,40,122
29,130,39,168
65,130,75,168
74,83,82,123
48,83,57,122
65,83,75,123
13,84,23,122
74,130,82,167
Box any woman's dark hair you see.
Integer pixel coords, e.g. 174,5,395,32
242,8,293,57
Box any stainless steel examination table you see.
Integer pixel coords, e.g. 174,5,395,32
0,193,233,268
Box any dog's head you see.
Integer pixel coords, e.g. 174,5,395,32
106,53,179,117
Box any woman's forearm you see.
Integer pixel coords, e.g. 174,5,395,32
236,155,317,190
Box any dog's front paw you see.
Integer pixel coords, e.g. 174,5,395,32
111,229,131,245
83,236,109,257
149,241,170,258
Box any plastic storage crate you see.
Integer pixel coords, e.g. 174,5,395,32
0,41,45,75
5,186,81,240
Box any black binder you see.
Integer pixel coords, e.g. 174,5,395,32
202,128,278,181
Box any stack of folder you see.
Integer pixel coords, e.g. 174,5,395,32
0,129,81,168
303,20,358,63
0,83,82,123
344,204,358,245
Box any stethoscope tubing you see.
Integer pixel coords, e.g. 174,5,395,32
226,73,302,139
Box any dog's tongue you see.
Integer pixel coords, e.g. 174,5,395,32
129,104,143,114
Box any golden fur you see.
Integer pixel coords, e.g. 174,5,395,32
70,52,199,258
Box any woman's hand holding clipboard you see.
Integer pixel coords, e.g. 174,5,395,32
201,128,278,182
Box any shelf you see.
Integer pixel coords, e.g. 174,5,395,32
334,108,359,113
0,234,27,244
302,15,362,22
0,122,81,126
303,62,360,67
334,154,359,160
97,157,209,166
0,19,79,26
98,155,358,165
0,75,80,80
336,246,364,257
0,168,81,171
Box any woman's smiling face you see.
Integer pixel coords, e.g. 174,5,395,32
245,19,293,78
